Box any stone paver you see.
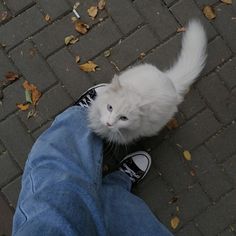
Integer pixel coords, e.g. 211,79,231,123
0,0,236,235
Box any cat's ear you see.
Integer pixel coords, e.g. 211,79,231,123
111,75,122,91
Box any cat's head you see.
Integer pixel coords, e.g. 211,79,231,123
89,76,144,143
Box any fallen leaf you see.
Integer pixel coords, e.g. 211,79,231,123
104,50,111,57
79,61,98,72
170,216,180,229
5,71,19,81
183,150,192,161
0,11,8,22
31,88,41,105
64,35,79,45
25,89,32,104
220,0,232,4
75,55,80,63
203,5,216,20
177,27,186,33
166,118,179,130
44,14,51,22
23,81,41,105
73,2,80,9
17,103,30,111
75,21,89,34
98,0,106,10
23,80,33,90
88,6,98,19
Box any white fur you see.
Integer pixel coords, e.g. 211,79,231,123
88,20,207,144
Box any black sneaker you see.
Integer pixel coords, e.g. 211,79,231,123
75,83,107,107
119,151,152,183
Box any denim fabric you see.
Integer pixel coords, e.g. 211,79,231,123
13,106,172,236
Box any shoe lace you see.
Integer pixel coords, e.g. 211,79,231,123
121,163,142,182
78,90,96,107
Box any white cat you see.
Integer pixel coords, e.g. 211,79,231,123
88,20,207,144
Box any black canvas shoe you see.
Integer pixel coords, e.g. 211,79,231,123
119,151,152,183
75,83,107,107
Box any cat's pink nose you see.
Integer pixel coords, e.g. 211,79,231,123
106,122,112,127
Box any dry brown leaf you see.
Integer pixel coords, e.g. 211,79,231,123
183,150,192,161
64,35,79,45
32,89,41,105
166,118,179,130
0,11,8,22
170,216,180,229
5,71,19,81
17,103,30,111
75,21,89,34
44,14,51,22
203,5,216,20
177,27,186,33
88,6,98,19
23,81,41,105
75,55,81,63
79,61,98,72
221,0,232,4
98,0,106,10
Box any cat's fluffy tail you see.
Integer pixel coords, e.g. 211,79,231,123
166,20,207,99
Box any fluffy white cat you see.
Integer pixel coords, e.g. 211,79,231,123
88,20,207,144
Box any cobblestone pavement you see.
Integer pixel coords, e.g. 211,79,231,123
1,0,236,235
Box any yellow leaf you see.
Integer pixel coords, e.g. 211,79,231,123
64,35,79,45
170,216,180,229
183,150,192,161
87,6,98,19
75,21,89,34
220,0,232,4
98,0,106,10
17,103,30,111
203,5,216,20
79,61,98,72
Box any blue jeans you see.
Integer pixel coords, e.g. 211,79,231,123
13,107,172,236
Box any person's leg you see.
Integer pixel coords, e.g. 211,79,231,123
101,155,173,236
13,106,107,236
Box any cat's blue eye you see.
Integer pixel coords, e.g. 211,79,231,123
120,116,128,121
107,104,113,112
